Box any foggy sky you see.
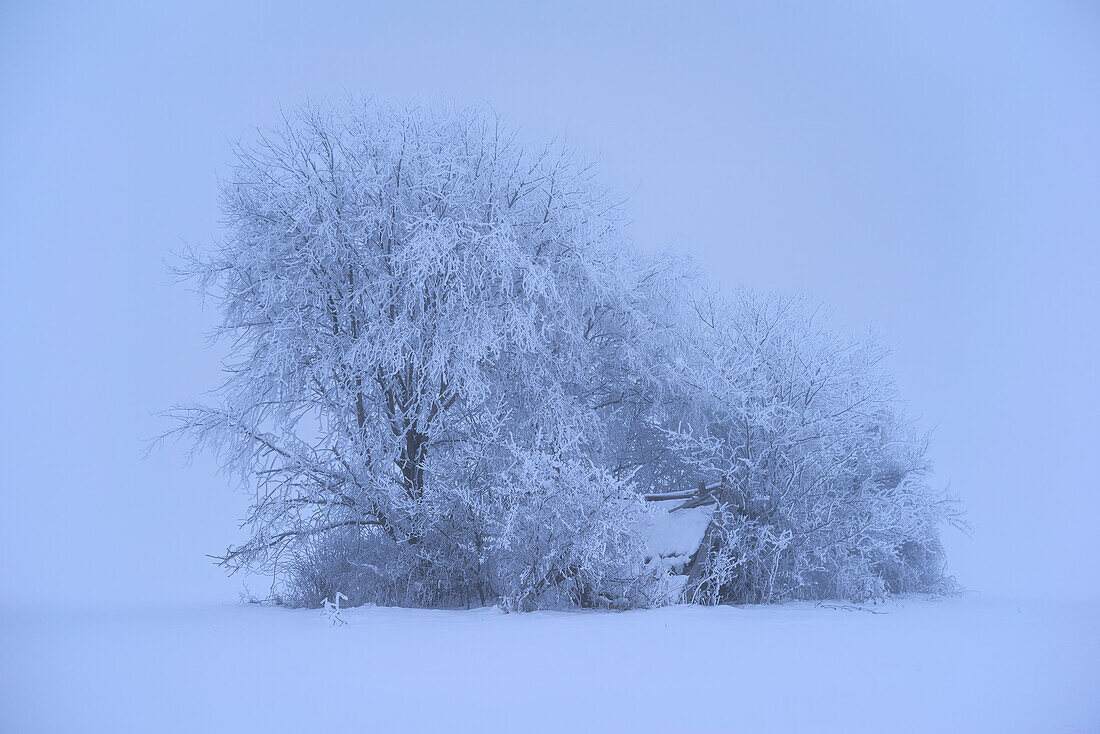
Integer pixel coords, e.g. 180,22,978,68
2,0,1097,605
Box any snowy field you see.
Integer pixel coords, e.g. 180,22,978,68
2,595,1096,733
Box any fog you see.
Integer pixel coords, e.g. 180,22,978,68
2,1,1097,606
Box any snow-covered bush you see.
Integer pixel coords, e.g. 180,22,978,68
663,291,963,604
486,449,652,610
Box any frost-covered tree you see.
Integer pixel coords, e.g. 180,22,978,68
171,99,961,610
170,100,663,608
659,291,963,603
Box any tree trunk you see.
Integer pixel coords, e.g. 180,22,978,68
397,429,428,542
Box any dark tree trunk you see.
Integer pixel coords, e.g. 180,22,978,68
397,428,428,543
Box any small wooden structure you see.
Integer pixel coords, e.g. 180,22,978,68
642,480,724,600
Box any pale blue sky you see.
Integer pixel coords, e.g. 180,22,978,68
2,1,1097,604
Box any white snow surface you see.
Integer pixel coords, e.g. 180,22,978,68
643,499,714,561
2,595,1096,733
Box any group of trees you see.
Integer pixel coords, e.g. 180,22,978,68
171,100,961,610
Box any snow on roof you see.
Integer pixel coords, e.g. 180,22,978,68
644,499,714,561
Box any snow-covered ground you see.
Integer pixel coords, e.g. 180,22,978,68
2,595,1096,733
